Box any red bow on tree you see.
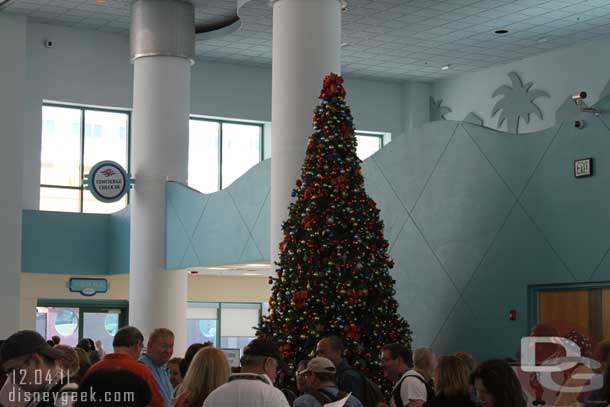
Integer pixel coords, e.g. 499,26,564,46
294,290,308,309
301,214,314,229
319,73,346,99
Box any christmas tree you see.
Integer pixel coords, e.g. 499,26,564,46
258,73,411,388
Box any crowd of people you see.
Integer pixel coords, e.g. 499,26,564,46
0,326,608,407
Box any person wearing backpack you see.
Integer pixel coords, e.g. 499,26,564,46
293,357,363,407
316,336,384,407
316,336,364,402
379,343,436,407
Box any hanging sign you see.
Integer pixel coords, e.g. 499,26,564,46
68,278,108,297
84,161,132,203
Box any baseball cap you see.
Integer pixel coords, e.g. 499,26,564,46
243,338,289,371
301,357,336,375
1,330,64,365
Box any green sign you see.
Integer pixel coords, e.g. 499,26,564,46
68,278,108,297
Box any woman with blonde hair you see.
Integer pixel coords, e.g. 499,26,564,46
174,347,230,407
427,355,477,407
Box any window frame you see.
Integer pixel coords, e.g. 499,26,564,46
187,301,263,347
189,116,264,192
40,102,131,213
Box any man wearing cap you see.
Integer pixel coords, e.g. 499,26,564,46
0,330,78,407
203,338,290,407
294,357,363,407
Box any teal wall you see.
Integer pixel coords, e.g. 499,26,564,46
166,159,270,269
22,208,129,275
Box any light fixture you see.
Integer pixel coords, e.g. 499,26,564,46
208,266,229,270
243,272,262,276
243,263,269,268
341,42,349,48
340,0,348,12
441,64,450,70
537,37,548,43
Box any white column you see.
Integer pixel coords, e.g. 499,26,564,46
404,81,432,138
271,0,341,264
0,14,25,336
129,0,194,355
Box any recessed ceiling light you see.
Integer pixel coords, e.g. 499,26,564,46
537,37,548,43
441,64,450,70
495,29,509,34
341,42,349,48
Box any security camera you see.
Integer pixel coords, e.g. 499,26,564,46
43,40,54,48
572,91,587,105
574,120,586,129
340,0,348,12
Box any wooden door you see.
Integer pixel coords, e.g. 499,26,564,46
538,289,589,331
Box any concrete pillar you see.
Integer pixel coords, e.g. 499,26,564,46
129,0,194,354
270,0,341,264
0,14,26,336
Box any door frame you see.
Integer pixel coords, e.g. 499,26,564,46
37,298,129,341
527,281,610,331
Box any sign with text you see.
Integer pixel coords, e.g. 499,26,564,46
68,278,108,297
221,348,241,368
85,161,131,203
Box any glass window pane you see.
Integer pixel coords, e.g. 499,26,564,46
83,110,129,176
41,106,82,187
220,303,260,337
187,320,217,346
83,190,127,214
221,123,261,189
356,134,382,160
189,120,220,193
36,310,47,339
47,307,80,347
40,187,80,212
83,312,120,353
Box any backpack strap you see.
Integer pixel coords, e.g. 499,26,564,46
392,374,408,407
310,389,338,404
393,373,431,407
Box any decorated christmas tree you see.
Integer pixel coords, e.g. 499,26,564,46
258,73,411,387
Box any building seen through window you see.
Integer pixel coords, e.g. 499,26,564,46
40,104,129,213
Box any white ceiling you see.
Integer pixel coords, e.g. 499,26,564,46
3,0,610,81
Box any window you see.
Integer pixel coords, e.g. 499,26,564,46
187,302,262,356
188,118,263,193
355,132,384,160
40,104,130,213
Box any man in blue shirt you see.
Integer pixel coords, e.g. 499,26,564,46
140,328,174,407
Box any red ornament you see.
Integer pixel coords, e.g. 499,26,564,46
344,324,361,340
